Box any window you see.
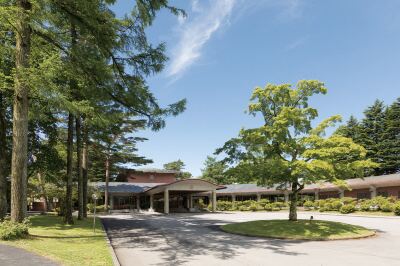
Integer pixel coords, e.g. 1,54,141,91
377,191,388,197
357,192,370,199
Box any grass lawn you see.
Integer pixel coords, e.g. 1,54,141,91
221,219,375,240
0,214,113,266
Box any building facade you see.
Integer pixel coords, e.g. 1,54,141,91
94,170,400,213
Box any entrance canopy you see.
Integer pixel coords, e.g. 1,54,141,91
144,179,222,195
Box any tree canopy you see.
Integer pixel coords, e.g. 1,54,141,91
216,80,377,221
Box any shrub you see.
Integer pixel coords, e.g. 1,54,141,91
394,203,400,216
303,200,314,210
340,204,356,214
323,203,333,211
319,207,328,212
341,197,356,205
257,199,270,208
198,199,207,209
217,201,233,211
314,200,326,209
0,218,30,240
88,204,106,213
359,200,372,211
249,203,258,212
331,200,343,211
264,203,273,211
271,202,286,210
380,203,394,212
238,206,248,211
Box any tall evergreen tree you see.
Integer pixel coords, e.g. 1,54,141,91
359,100,387,175
382,98,400,174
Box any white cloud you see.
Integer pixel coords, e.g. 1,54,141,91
167,0,235,78
167,0,304,79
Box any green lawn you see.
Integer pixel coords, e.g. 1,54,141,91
221,219,375,240
0,215,113,266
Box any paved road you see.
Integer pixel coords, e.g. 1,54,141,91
101,212,400,266
0,244,58,266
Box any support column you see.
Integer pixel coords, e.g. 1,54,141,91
314,189,319,201
231,194,236,202
339,189,344,198
149,194,154,212
256,193,261,202
370,186,377,198
110,195,114,210
284,191,289,203
136,195,141,211
189,195,193,209
212,190,217,212
164,189,169,214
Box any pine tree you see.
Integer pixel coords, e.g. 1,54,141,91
359,100,387,175
382,98,400,174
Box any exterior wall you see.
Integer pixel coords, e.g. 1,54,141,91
126,172,176,183
31,202,46,212
344,188,371,199
377,186,400,198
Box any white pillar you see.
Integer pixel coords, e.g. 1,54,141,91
284,191,289,203
370,186,377,198
212,190,217,212
231,194,236,202
149,194,154,212
164,189,169,214
314,189,319,200
339,189,344,198
136,195,141,211
256,194,261,202
110,195,114,210
189,195,193,209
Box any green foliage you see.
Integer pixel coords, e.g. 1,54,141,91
336,98,400,175
163,159,192,179
249,203,258,212
380,203,394,212
340,204,356,214
303,200,314,210
217,80,376,220
394,203,400,216
0,218,30,240
87,204,106,213
200,156,231,184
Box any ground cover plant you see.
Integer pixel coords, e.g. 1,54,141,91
221,220,375,240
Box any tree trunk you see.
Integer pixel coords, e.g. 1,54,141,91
104,156,110,211
11,0,31,223
82,117,88,218
64,112,74,224
76,116,83,220
0,93,8,220
289,182,298,221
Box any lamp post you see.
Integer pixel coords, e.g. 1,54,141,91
92,194,98,233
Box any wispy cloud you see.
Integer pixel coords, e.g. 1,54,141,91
167,0,235,78
167,0,304,79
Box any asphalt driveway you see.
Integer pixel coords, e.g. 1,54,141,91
101,212,400,266
0,244,58,266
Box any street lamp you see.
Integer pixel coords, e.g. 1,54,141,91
92,194,98,233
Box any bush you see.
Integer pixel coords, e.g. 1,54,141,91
331,200,343,211
249,203,258,212
319,207,328,212
394,203,400,216
257,199,270,208
340,204,356,214
217,201,233,211
198,199,207,209
380,203,394,212
359,200,372,211
264,203,273,211
303,200,314,210
238,206,248,211
87,204,106,213
0,218,30,240
341,197,357,205
271,202,286,210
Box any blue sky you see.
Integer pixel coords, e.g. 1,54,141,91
113,0,400,176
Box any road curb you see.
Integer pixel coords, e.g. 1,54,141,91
100,219,121,266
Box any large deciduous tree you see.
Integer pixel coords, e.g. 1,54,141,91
217,81,376,221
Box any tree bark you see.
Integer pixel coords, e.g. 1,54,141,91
76,116,83,220
11,0,31,223
64,113,74,224
82,117,88,218
104,156,110,211
0,93,8,220
289,182,298,221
